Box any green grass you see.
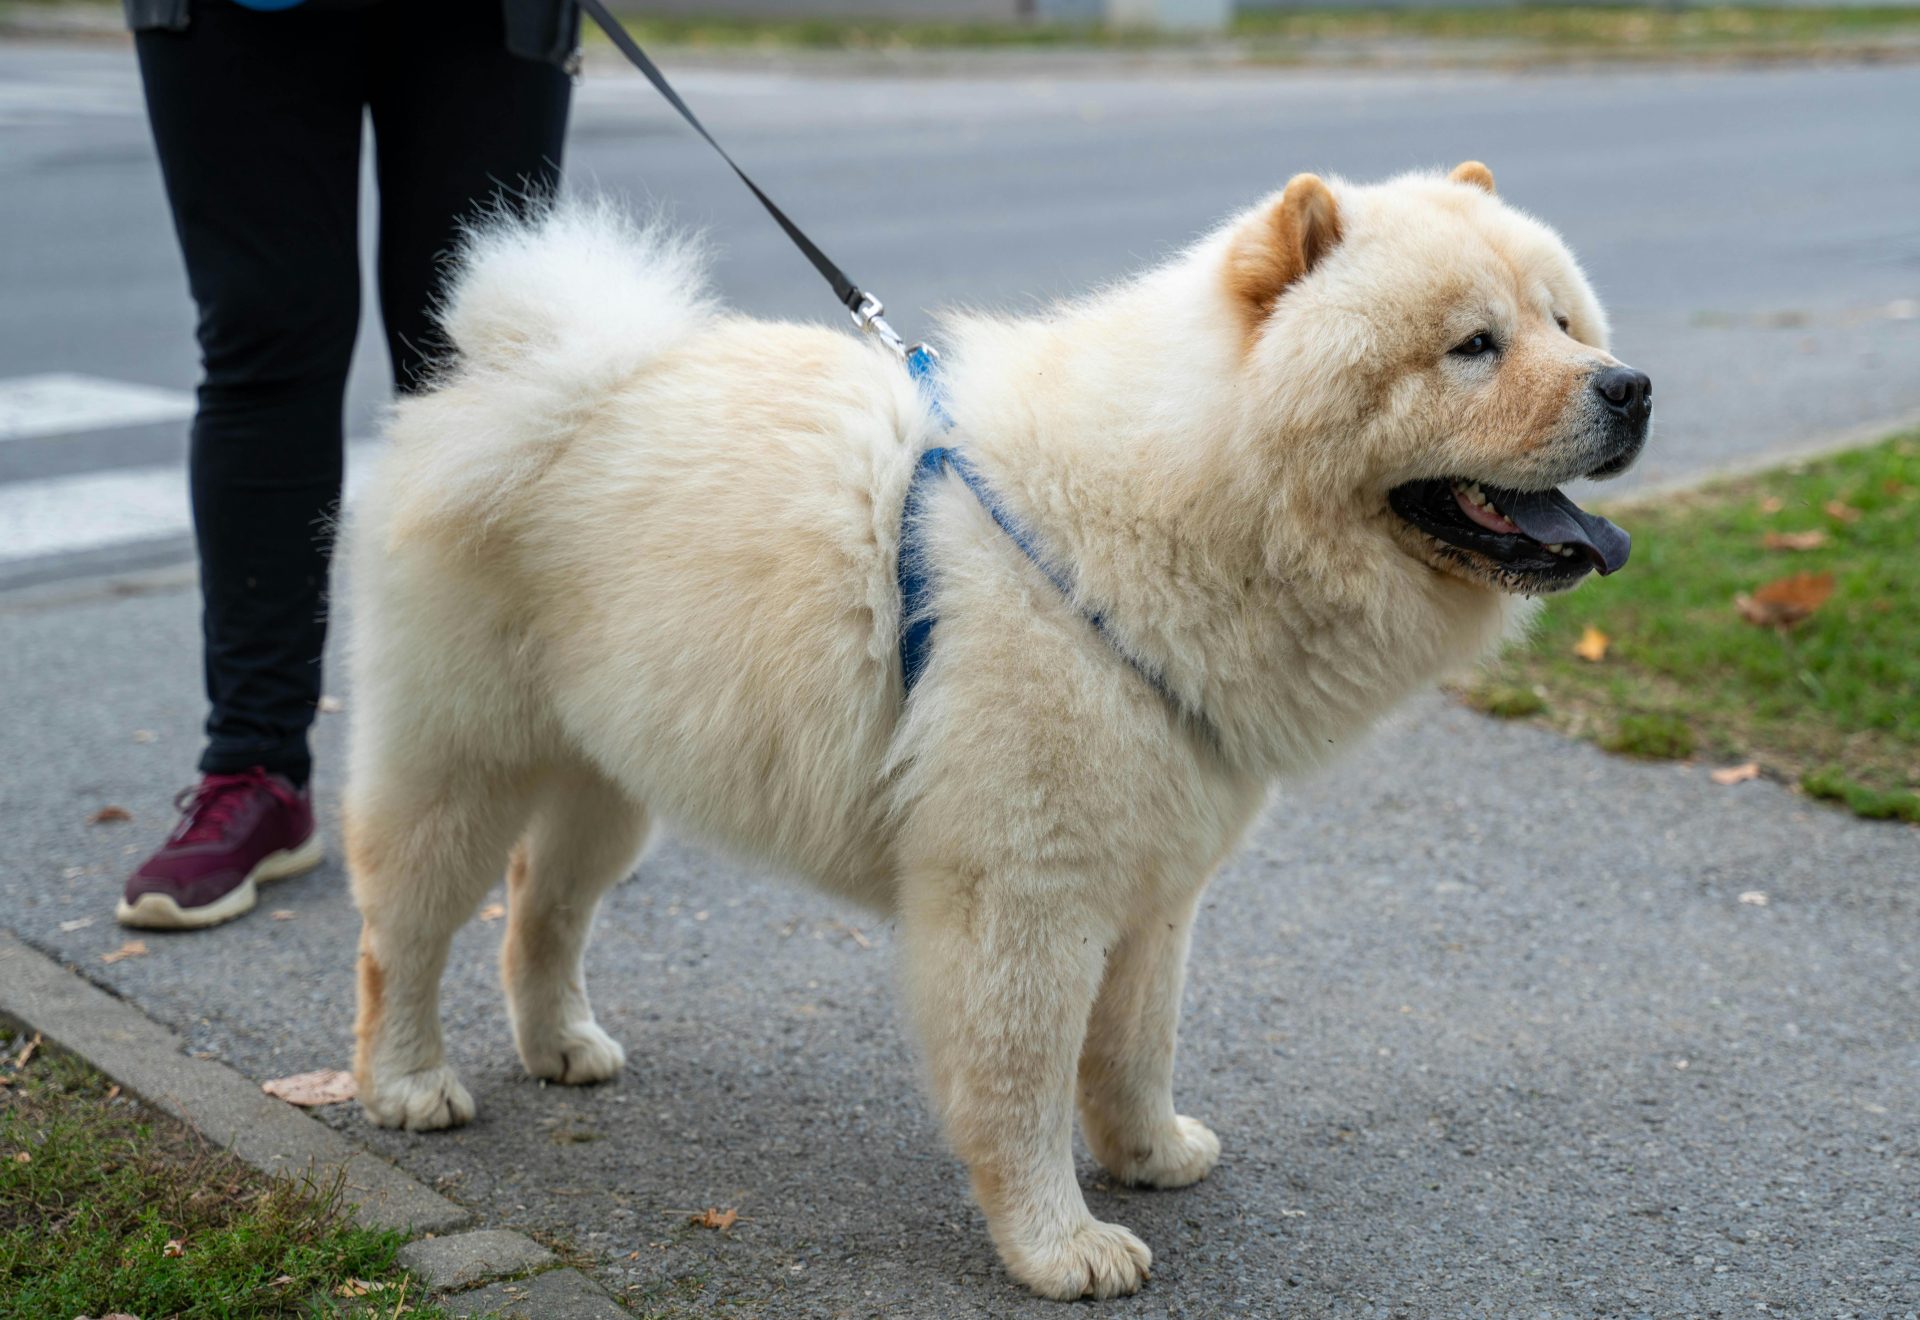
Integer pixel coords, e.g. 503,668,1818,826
1601,711,1697,761
1235,4,1920,48
595,6,1920,61
1465,432,1920,825
0,1034,466,1319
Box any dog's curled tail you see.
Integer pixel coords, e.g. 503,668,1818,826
382,198,714,542
439,196,713,385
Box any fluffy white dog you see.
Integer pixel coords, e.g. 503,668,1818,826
344,163,1647,1300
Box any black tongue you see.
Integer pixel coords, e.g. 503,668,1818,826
1498,487,1631,574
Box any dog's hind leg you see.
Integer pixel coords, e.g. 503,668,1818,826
500,763,649,1086
1076,892,1221,1189
350,763,538,1132
899,865,1153,1301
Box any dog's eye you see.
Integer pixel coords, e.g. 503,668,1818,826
1555,315,1572,334
1451,332,1497,358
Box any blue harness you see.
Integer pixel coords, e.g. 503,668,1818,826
895,347,1186,715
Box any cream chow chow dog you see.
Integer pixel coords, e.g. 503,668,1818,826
344,162,1649,1300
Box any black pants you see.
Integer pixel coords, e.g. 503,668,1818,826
137,0,571,783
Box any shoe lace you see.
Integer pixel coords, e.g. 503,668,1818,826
171,767,298,845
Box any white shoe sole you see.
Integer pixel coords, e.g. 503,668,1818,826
115,830,325,930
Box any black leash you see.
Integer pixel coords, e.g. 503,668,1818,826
574,0,906,352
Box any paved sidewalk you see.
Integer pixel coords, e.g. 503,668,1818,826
3,569,1915,1318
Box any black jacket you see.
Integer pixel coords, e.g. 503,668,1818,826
121,0,581,68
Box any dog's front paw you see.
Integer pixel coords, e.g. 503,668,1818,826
359,1064,475,1132
519,1020,626,1085
1093,1114,1221,1189
1006,1219,1152,1300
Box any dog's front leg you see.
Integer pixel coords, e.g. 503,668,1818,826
901,867,1152,1300
1077,892,1221,1189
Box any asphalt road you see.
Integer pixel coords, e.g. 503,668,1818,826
2,41,1918,1318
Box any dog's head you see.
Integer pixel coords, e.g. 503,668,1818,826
1226,163,1648,595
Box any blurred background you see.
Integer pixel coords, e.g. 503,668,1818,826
2,0,1915,589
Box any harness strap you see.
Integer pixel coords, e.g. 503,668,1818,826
897,358,1187,715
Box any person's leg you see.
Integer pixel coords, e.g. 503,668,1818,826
136,3,370,785
368,0,572,393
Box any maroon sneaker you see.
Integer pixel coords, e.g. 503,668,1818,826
117,767,323,930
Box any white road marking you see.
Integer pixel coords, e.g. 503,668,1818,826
0,374,195,443
0,62,146,127
0,442,377,565
0,462,189,561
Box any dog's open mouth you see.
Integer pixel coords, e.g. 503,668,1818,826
1388,478,1630,592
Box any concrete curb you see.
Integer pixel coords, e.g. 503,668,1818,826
0,927,467,1233
396,1228,557,1293
443,1267,631,1318
0,929,633,1312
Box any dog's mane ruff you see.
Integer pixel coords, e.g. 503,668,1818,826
933,194,1514,778
377,197,718,547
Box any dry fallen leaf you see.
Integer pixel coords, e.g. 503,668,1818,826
12,1151,29,1164
1710,763,1761,786
1572,626,1610,663
163,1239,185,1258
334,1279,391,1298
105,1084,121,1101
1757,495,1785,514
478,902,506,923
1823,499,1862,523
101,940,148,964
262,1069,357,1107
14,1034,41,1070
59,916,95,933
1739,891,1770,906
690,1207,739,1231
88,805,133,825
1735,571,1834,629
1761,529,1827,552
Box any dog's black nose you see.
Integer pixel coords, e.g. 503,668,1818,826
1592,366,1652,421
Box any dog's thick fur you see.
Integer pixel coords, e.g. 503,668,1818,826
345,166,1633,1299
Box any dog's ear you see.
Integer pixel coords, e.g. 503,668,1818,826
1449,160,1496,194
1226,173,1343,332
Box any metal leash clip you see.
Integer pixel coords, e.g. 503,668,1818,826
850,292,908,360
